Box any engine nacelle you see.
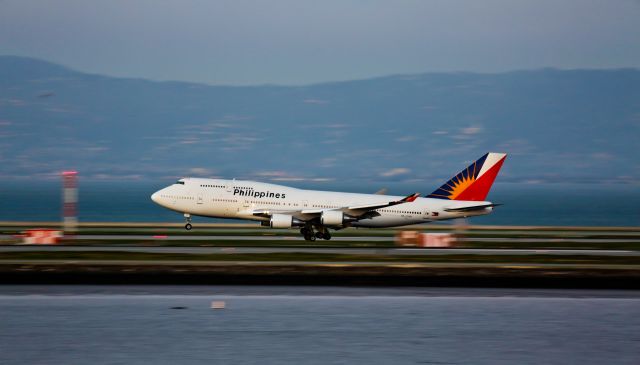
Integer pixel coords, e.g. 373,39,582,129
321,210,345,226
270,214,303,229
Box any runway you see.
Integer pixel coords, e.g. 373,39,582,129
1,245,638,256
0,259,638,269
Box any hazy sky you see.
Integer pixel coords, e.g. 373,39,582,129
1,0,639,85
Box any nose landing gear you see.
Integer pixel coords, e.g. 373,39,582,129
184,213,192,230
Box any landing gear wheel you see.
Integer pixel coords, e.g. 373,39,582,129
315,231,331,240
183,213,192,231
301,225,315,241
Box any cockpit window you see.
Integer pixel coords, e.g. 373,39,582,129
175,181,185,185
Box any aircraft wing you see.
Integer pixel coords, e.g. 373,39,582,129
251,209,299,218
251,193,421,220
346,193,420,211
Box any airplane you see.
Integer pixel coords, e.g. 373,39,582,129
151,152,506,241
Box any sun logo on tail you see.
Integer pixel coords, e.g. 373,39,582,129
427,159,482,200
446,174,476,199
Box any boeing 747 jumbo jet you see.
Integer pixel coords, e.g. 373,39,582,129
151,153,506,241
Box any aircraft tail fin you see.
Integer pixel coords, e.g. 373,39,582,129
427,152,507,201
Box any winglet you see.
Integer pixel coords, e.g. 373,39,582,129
401,193,421,202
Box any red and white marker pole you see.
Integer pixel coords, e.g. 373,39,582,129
62,171,78,234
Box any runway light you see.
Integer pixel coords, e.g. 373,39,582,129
153,235,168,239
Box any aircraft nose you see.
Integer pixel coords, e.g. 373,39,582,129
151,191,160,204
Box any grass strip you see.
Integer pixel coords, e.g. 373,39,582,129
1,251,640,265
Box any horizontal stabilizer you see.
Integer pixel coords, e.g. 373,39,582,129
444,203,502,212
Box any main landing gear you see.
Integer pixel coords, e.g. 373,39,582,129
184,213,192,230
300,225,331,241
300,228,315,241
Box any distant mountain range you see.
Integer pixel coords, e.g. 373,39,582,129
1,55,638,185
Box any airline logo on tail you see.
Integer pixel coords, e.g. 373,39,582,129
427,152,507,201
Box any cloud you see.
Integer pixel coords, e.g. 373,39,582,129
256,171,304,181
498,139,534,155
395,135,416,142
452,125,483,142
188,167,213,176
380,167,410,177
90,173,144,181
255,171,289,178
303,98,329,105
300,123,348,130
591,152,614,161
6,99,27,107
318,157,337,168
326,124,348,129
45,106,78,114
85,146,109,152
254,170,334,182
179,138,199,144
461,126,482,135
322,139,339,144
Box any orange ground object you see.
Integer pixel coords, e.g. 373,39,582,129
395,231,456,247
23,229,62,244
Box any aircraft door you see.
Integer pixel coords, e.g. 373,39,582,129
197,195,203,205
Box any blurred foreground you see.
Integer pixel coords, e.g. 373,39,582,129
1,223,639,288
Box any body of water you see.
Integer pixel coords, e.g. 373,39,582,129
0,286,639,364
0,181,638,226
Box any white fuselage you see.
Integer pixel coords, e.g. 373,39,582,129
151,178,493,228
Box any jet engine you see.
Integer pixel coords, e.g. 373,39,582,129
270,214,304,228
320,210,356,226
